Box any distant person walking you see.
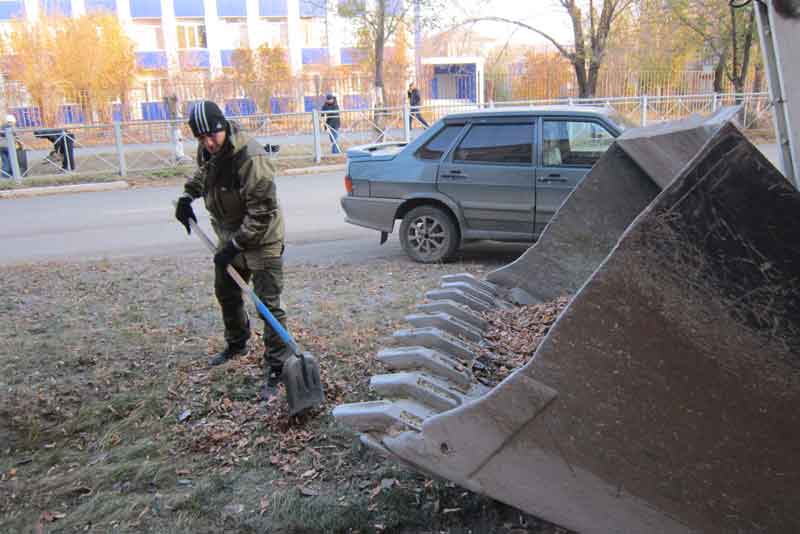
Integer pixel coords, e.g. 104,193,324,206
321,94,341,154
165,94,188,163
407,82,429,130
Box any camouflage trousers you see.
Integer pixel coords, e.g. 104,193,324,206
214,255,288,371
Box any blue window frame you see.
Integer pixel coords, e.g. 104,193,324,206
299,0,324,17
141,101,168,121
0,1,24,19
259,0,286,16
136,51,168,69
40,0,71,16
85,0,115,12
217,0,245,16
130,0,161,18
302,47,328,65
174,0,203,17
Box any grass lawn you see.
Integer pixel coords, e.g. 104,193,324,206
0,253,566,534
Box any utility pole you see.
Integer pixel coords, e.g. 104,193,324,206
414,0,422,82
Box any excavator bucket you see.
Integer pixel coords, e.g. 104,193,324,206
333,111,800,533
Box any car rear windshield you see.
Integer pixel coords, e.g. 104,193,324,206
416,124,464,160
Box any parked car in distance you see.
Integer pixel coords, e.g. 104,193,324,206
341,106,634,263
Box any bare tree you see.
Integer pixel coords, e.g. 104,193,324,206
462,0,635,98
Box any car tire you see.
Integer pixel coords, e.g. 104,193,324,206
399,205,460,263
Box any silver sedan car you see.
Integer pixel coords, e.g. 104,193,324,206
341,106,631,262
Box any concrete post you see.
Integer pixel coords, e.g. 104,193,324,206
641,95,649,127
5,126,21,182
114,122,127,177
712,92,719,112
403,101,411,142
312,109,322,163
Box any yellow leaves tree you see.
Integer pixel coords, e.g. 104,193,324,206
231,44,292,113
2,18,62,124
510,49,574,100
5,14,136,124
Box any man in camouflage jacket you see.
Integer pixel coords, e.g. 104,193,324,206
174,100,288,399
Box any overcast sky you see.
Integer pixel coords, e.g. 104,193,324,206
441,0,575,47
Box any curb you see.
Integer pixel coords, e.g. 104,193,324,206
0,180,130,199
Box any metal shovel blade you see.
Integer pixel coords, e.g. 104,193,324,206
283,351,325,416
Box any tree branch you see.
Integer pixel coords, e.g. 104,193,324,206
457,16,574,60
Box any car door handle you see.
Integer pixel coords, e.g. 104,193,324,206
441,170,468,180
537,175,568,183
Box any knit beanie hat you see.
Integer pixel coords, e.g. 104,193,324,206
188,100,228,137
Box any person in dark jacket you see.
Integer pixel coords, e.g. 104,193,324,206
174,100,289,400
321,94,341,154
407,82,429,129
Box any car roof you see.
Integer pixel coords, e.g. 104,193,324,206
443,105,614,121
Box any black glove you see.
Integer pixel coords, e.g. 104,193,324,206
175,196,196,235
214,240,241,269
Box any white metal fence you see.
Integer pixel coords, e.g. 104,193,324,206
0,92,774,182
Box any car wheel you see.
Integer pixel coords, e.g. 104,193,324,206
399,206,459,263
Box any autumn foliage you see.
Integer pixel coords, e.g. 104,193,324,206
3,13,136,124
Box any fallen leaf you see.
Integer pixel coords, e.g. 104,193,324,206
300,469,316,479
259,496,270,514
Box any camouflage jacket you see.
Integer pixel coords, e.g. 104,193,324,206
183,122,285,267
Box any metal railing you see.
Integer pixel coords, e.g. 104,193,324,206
0,92,775,183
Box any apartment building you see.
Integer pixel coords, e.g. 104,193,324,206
0,0,374,120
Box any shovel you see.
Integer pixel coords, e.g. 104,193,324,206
184,213,325,415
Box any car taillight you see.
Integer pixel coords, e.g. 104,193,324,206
344,174,353,194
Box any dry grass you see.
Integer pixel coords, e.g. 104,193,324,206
0,253,565,533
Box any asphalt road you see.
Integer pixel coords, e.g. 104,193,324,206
0,142,781,267
0,171,405,266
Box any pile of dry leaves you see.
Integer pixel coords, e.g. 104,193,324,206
475,296,570,385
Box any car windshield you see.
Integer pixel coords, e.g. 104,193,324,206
605,109,638,131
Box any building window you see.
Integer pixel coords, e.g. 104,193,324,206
177,23,207,49
217,0,246,17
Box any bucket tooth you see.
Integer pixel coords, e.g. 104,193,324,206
392,327,478,363
404,312,484,342
440,273,499,296
425,288,494,313
376,346,475,388
415,300,488,331
370,371,486,412
331,398,435,433
440,281,502,308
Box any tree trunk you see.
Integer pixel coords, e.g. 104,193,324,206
713,51,727,93
573,61,589,98
373,0,387,142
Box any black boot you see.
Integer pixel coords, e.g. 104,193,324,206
208,340,248,366
260,366,284,401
